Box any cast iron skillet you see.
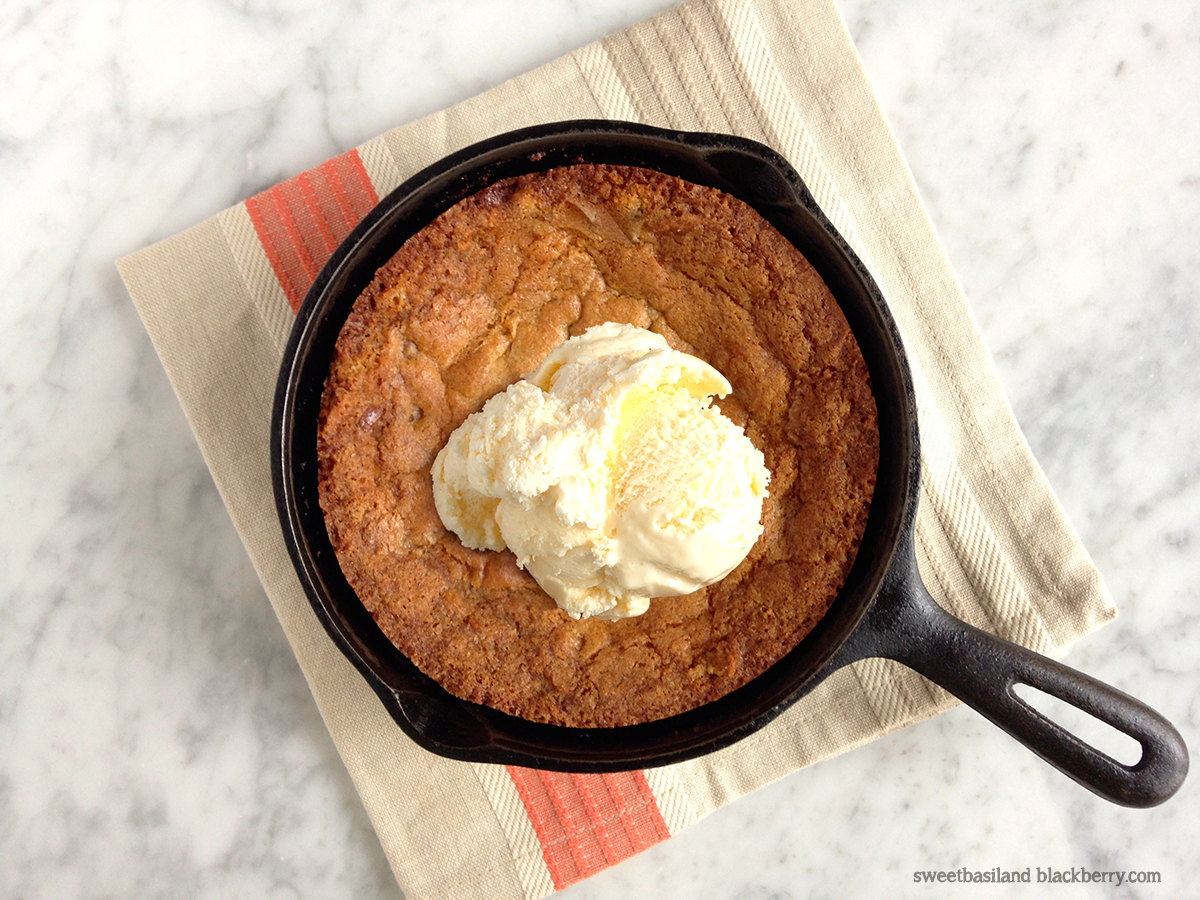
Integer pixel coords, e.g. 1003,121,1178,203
272,120,1188,807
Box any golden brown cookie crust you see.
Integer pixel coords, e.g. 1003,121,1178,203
317,164,878,728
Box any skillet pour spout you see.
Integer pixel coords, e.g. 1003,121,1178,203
273,119,1188,802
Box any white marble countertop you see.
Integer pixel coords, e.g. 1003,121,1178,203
2,1,1197,897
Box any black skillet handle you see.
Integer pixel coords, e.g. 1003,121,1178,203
829,553,1189,807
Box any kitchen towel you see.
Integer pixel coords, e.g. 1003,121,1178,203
117,0,1117,897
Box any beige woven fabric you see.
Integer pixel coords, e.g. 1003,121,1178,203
117,0,1115,897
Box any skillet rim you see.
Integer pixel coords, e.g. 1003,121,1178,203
271,119,920,770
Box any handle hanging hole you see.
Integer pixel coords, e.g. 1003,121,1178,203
1012,682,1143,766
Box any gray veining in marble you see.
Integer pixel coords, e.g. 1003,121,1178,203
2,1,1197,898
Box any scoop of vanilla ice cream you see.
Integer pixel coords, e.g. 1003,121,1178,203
431,322,770,620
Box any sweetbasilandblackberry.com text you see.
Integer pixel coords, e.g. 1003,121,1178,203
911,867,1161,886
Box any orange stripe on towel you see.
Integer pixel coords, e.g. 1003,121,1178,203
506,767,670,890
245,148,379,312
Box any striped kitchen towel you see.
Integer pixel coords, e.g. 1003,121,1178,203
116,0,1116,897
